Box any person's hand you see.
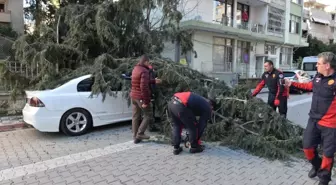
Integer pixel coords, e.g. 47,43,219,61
284,79,292,87
142,104,148,108
155,78,162,84
274,99,280,106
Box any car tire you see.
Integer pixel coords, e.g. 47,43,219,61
60,108,92,136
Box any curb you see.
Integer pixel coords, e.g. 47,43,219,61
0,122,30,132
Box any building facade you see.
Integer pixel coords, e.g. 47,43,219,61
302,0,336,44
162,0,308,81
0,0,24,34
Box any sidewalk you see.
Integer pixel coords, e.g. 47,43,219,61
0,115,28,132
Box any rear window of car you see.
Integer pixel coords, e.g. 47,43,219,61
282,72,296,78
77,78,94,92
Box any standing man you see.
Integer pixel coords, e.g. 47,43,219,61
285,52,336,185
252,60,289,117
167,91,214,155
130,55,161,144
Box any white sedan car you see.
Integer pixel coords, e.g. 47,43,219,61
282,69,312,94
22,74,132,136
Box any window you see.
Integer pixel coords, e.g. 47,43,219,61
236,3,249,26
265,44,276,55
0,4,4,12
214,0,234,26
279,47,293,65
77,78,94,92
77,77,122,92
237,40,250,63
283,71,295,78
268,6,285,35
212,37,233,72
289,14,300,34
303,63,317,71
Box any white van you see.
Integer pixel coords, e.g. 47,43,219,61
301,56,318,78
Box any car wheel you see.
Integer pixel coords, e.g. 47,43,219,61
60,108,92,136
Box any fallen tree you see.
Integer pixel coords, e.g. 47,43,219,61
0,0,304,160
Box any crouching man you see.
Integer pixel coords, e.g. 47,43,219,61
167,91,214,155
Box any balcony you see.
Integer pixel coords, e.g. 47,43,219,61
236,21,266,34
0,11,10,23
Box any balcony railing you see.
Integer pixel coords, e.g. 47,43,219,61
236,21,266,34
213,15,234,27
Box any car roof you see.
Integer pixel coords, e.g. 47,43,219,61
282,69,301,73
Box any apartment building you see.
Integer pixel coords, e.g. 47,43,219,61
162,0,308,81
302,0,336,44
0,0,24,34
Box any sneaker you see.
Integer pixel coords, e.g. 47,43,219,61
308,167,317,178
173,147,183,155
134,139,141,144
189,146,204,153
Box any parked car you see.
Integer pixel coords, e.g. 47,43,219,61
22,74,132,136
282,70,312,94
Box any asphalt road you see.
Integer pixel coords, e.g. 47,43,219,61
256,92,312,128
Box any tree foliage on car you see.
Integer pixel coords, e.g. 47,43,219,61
1,0,304,160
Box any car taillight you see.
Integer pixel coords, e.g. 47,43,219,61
28,97,45,107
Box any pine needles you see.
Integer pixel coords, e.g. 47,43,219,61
1,0,304,161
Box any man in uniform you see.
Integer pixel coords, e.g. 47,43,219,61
252,60,289,117
285,52,336,185
167,91,214,155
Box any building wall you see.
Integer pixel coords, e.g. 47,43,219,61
160,0,305,81
7,0,24,34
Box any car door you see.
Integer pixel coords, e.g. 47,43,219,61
77,77,124,126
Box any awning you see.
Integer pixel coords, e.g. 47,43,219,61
312,17,330,24
311,8,331,25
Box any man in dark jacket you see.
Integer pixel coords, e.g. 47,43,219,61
167,91,213,155
148,65,159,132
130,55,161,144
285,52,336,185
252,60,289,117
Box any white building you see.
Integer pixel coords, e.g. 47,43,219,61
162,0,308,81
0,0,24,34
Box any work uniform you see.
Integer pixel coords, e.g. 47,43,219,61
252,68,289,117
292,73,336,185
167,92,212,152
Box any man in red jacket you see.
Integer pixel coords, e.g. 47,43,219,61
284,52,336,185
130,55,161,144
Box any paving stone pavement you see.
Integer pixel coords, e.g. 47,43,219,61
0,124,332,185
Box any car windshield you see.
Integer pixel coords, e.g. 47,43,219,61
303,63,317,71
283,71,296,78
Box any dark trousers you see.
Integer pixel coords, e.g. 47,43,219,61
167,99,198,148
267,93,287,117
303,118,336,184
